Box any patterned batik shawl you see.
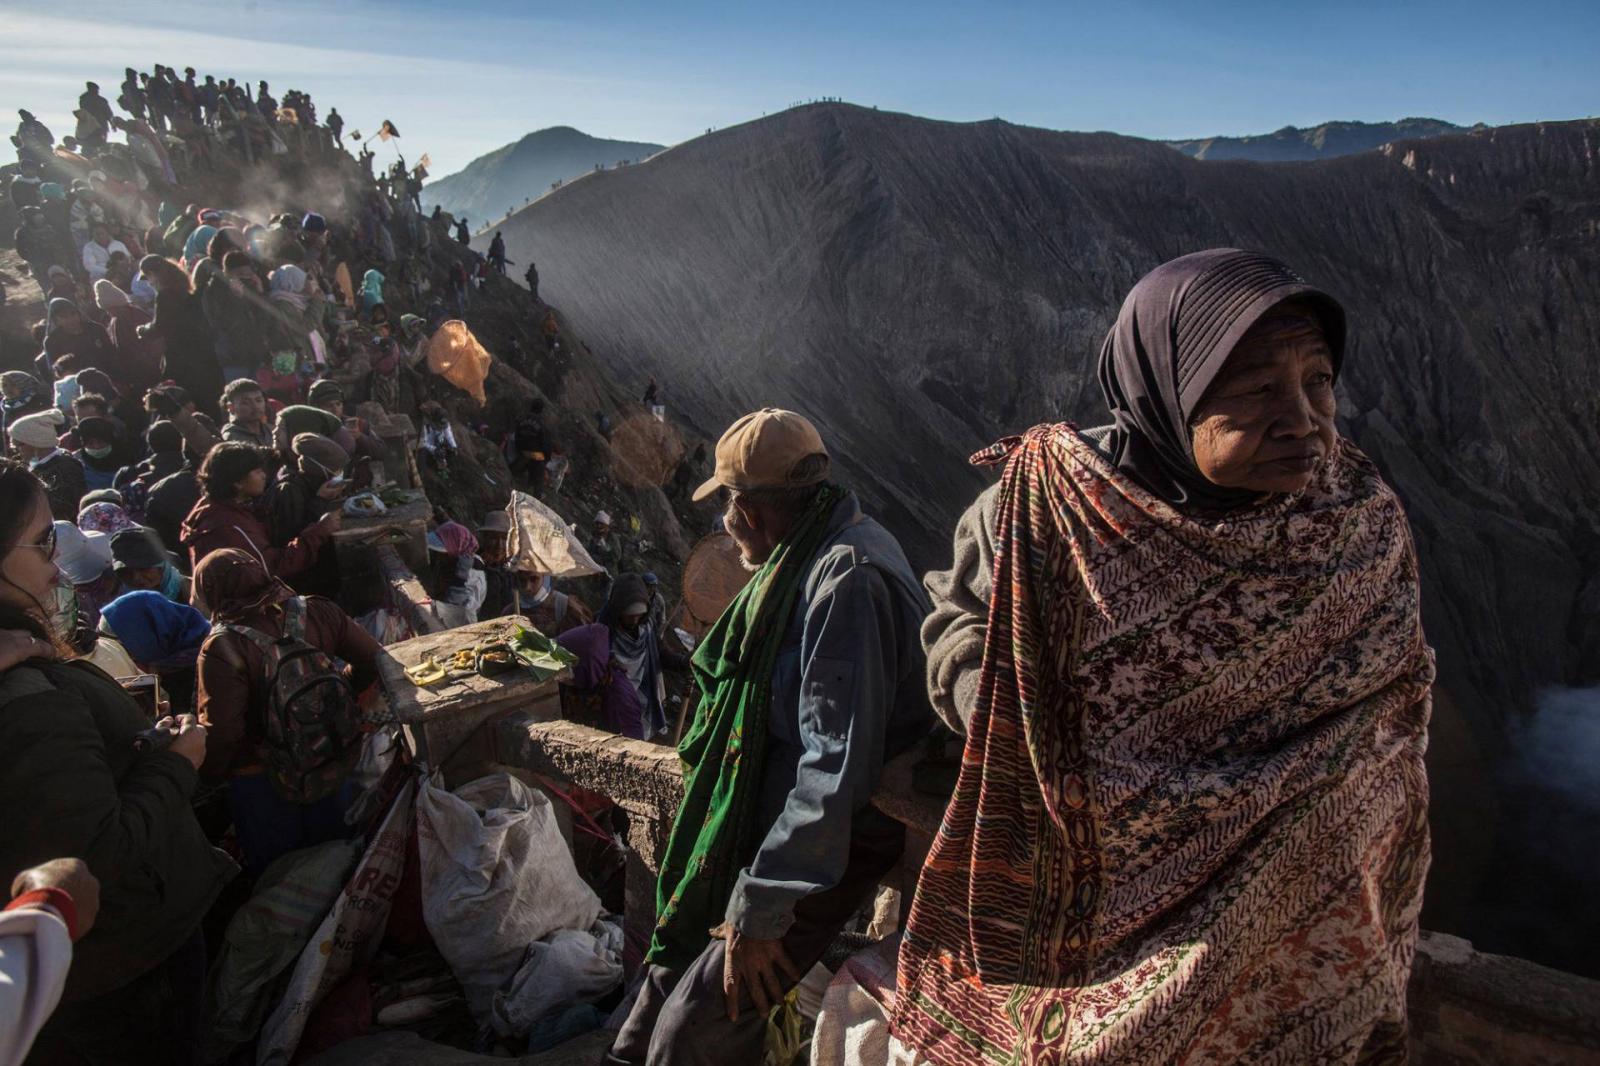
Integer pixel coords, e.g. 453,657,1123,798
892,425,1434,1066
646,485,844,971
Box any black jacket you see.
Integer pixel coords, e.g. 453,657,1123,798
0,661,236,1001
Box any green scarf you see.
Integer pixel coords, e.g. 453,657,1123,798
646,485,843,969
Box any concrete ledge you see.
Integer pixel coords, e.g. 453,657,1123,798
493,716,683,865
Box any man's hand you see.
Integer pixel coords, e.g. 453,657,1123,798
11,858,100,941
720,924,799,1022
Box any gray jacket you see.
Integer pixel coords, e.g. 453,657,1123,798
726,492,931,938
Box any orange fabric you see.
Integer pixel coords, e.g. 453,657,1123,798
425,320,492,405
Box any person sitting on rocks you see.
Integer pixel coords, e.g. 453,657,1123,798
417,402,457,478
219,378,273,450
10,410,84,522
80,222,129,283
110,526,189,603
72,415,124,493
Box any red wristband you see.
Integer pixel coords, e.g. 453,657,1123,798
6,888,78,940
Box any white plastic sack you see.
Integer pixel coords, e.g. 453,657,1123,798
257,778,415,1066
417,773,601,1024
490,919,624,1038
504,491,604,580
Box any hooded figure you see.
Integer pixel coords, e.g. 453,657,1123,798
1,371,50,437
99,591,210,673
94,279,160,388
192,548,380,873
598,573,673,737
182,223,217,271
359,268,384,313
43,297,114,374
73,417,125,492
555,623,645,739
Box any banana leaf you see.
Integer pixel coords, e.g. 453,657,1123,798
509,625,577,683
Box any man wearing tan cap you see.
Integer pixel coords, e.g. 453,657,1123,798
607,409,932,1065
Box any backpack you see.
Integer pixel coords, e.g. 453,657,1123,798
225,597,363,804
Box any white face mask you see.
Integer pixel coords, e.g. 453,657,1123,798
526,575,552,605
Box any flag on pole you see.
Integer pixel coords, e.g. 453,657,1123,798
377,120,401,141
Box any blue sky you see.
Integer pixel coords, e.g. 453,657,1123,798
5,0,1595,179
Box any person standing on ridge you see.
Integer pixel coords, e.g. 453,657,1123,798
488,231,507,274
523,259,540,303
605,408,932,1065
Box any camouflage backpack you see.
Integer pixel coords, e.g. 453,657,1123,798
226,597,363,804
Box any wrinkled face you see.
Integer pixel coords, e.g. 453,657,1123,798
2,496,60,611
227,389,266,425
723,492,776,570
1188,310,1338,495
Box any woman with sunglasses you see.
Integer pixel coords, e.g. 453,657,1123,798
0,459,237,1063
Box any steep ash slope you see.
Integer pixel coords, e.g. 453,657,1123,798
1167,116,1467,161
488,104,1600,742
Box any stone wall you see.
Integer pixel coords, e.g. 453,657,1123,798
491,717,1600,1061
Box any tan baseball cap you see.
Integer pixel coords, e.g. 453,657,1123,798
692,408,829,502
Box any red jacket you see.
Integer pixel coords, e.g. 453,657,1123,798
179,496,329,576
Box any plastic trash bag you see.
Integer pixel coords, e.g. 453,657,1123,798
205,839,361,1062
258,779,416,1065
424,320,492,405
416,773,601,1024
490,919,624,1038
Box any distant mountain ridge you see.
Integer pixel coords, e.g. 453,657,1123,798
422,126,664,228
1168,117,1472,161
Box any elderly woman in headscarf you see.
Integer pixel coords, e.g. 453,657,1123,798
890,250,1435,1065
193,548,380,874
98,589,211,713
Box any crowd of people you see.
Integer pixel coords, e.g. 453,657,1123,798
2,61,1437,1066
0,61,677,1063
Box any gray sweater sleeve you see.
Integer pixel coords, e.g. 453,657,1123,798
922,483,1000,735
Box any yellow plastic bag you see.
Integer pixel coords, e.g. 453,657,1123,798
425,320,492,405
